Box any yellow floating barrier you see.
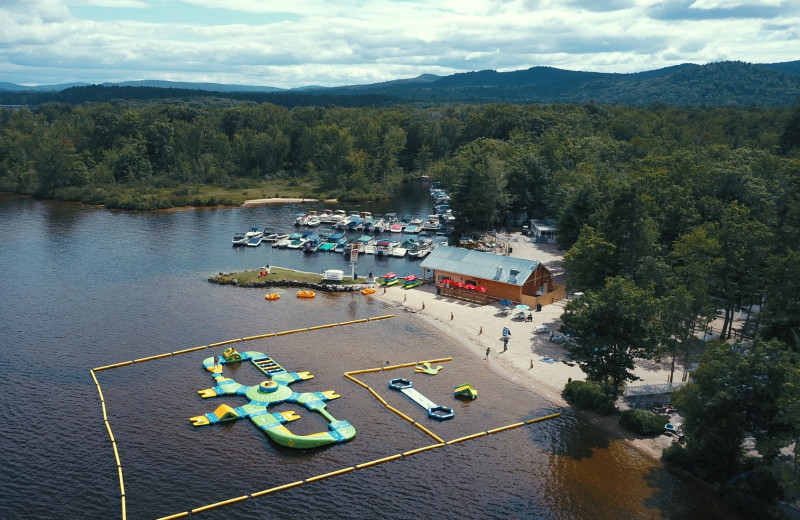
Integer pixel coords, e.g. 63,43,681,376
171,345,208,355
97,386,105,403
243,333,275,341
338,319,367,326
251,480,304,498
420,357,452,364
367,387,387,406
276,328,308,336
308,323,338,330
93,361,133,371
305,466,355,483
403,443,445,457
118,466,125,497
121,496,126,520
447,432,487,445
208,339,242,348
190,495,249,514
134,352,171,364
367,314,395,321
154,511,190,520
487,422,525,435
105,420,115,443
90,370,99,386
385,405,414,424
348,367,382,375
413,422,443,443
101,400,108,421
356,453,402,469
526,412,562,424
344,375,369,389
112,441,121,467
383,362,417,370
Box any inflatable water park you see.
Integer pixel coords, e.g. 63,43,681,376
190,347,355,449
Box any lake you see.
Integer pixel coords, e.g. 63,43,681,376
0,186,740,520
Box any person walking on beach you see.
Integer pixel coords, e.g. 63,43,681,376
485,347,490,359
502,335,509,352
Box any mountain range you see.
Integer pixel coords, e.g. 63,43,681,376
1,60,799,107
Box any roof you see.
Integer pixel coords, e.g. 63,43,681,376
421,246,542,287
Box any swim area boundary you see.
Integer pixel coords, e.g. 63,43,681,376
91,314,561,520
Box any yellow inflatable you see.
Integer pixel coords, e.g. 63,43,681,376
297,290,316,298
361,287,377,295
265,293,280,300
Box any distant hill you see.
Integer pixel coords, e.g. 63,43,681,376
1,60,798,107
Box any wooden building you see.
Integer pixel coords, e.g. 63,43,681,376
420,246,564,307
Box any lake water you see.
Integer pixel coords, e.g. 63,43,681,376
0,185,740,520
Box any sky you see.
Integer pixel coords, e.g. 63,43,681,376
1,0,798,89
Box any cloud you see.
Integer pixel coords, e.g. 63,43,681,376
0,0,797,87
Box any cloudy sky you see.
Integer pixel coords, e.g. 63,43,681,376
1,0,798,88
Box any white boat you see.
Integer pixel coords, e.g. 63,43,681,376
391,247,407,258
306,215,321,227
246,235,263,247
245,227,262,238
390,223,403,233
276,238,291,248
422,214,440,232
294,213,308,226
232,232,248,246
287,238,306,249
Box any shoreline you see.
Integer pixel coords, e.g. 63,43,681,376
370,234,678,461
242,197,338,206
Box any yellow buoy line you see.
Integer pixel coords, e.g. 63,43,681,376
91,315,394,520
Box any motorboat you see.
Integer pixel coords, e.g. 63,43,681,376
376,239,391,256
403,224,421,234
306,215,321,227
364,244,377,255
232,232,248,246
294,213,308,226
391,247,407,258
245,226,262,239
303,234,320,253
422,215,440,232
276,237,291,248
390,223,403,233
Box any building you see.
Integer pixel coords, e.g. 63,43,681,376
420,246,565,307
530,219,557,244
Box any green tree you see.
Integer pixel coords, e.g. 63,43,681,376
562,225,617,292
560,276,662,398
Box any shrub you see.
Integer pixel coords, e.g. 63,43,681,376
619,409,669,435
562,380,616,415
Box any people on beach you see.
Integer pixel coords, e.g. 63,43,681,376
502,336,509,351
485,347,490,358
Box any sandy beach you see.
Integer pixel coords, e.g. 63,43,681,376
242,197,336,206
373,233,681,458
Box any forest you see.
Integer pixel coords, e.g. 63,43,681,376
2,96,800,517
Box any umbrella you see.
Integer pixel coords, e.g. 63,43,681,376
464,283,476,290
498,298,513,306
477,286,487,293
440,278,452,286
452,281,464,288
516,304,531,311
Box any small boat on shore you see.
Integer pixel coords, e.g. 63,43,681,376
296,290,316,298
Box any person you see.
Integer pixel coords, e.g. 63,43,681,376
502,336,509,352
485,347,490,358
526,313,533,322
549,330,554,342
213,356,220,369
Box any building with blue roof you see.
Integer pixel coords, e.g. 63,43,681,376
420,246,563,307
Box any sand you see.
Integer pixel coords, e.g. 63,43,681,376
372,232,680,459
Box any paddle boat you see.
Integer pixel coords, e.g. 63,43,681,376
361,287,377,295
296,290,316,298
454,383,478,400
264,293,280,301
388,378,454,420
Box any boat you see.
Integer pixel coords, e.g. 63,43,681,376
402,275,422,289
287,232,306,249
318,242,336,252
364,244,377,255
391,247,407,258
323,269,344,281
264,293,280,301
232,232,248,246
319,209,336,223
390,223,403,233
276,237,291,248
384,212,398,224
372,218,386,233
376,239,392,257
306,215,321,227
296,290,316,298
246,235,263,247
361,287,377,295
294,213,308,226
245,226,262,238
422,214,440,232
403,224,421,234
334,238,349,254
379,272,398,286
303,234,321,253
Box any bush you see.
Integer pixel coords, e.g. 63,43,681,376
619,409,669,435
562,380,616,415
